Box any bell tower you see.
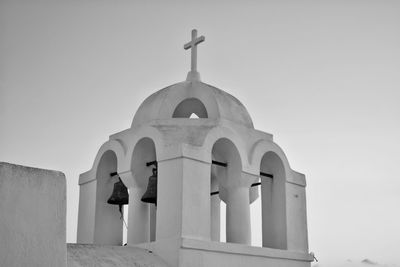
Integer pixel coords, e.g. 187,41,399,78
77,29,313,267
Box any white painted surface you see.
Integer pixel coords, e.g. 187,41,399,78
0,162,66,267
77,179,96,244
179,238,313,267
127,187,150,244
67,243,169,267
226,186,251,244
76,77,311,266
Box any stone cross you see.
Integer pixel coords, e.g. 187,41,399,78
184,29,205,81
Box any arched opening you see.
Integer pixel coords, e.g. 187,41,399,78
260,152,287,249
211,138,250,245
94,150,123,245
128,137,157,244
172,98,208,118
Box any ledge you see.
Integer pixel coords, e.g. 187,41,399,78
287,170,307,187
180,238,313,262
78,170,95,185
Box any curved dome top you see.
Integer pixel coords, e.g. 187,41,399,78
131,81,254,128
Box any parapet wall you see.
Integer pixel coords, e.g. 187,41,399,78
0,162,67,267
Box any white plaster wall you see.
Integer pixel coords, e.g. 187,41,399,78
156,156,211,241
286,181,309,252
179,238,312,267
0,162,66,267
180,248,311,267
210,175,220,241
93,151,122,245
67,244,169,267
76,77,311,267
260,152,287,249
181,158,211,240
156,158,184,240
77,179,96,243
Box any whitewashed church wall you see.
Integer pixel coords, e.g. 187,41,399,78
156,158,184,240
127,187,150,244
93,151,123,245
180,157,211,240
77,179,96,243
0,162,66,267
286,172,309,252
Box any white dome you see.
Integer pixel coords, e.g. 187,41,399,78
131,80,254,128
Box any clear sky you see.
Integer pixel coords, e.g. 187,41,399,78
1,0,399,266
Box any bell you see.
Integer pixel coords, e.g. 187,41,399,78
141,168,157,205
107,176,129,206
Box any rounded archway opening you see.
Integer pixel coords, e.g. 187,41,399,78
94,150,123,245
128,137,157,244
260,151,287,249
212,138,242,186
172,98,208,119
211,138,247,244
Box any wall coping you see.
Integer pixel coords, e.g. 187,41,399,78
180,238,313,262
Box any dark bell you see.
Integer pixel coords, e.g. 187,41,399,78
107,176,129,206
141,168,157,205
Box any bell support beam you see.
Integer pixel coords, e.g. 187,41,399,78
210,182,261,196
146,160,158,167
209,162,273,196
144,160,273,178
211,160,227,167
212,161,273,177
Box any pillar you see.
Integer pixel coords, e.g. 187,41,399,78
77,172,96,244
127,187,150,244
156,156,210,241
226,186,251,245
210,174,220,241
150,204,157,242
261,175,273,248
210,195,220,241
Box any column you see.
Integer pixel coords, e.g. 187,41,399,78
226,186,251,245
77,175,96,243
127,187,150,244
150,204,157,242
210,195,220,241
261,175,274,248
156,156,211,241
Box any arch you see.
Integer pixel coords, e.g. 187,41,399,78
203,126,249,170
91,140,126,175
211,138,243,190
211,138,251,245
131,82,220,128
127,137,158,244
248,140,292,249
249,139,291,177
259,151,287,249
131,81,254,128
122,126,164,174
131,137,157,188
93,150,123,245
172,98,208,118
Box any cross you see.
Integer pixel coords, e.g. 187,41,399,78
184,29,205,73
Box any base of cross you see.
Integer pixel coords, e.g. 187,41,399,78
186,70,201,82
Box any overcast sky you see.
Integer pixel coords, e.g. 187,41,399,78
1,0,399,265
